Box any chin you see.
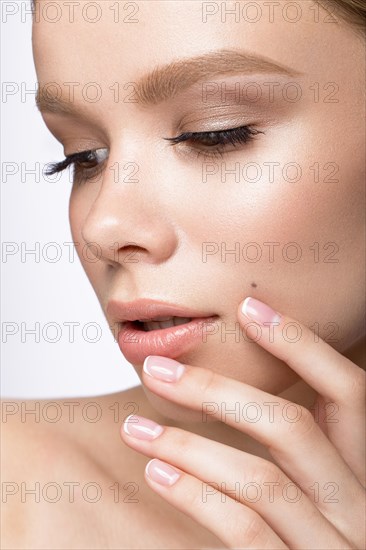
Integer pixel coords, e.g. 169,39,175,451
141,384,219,424
139,352,300,425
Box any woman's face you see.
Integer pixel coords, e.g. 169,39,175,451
33,0,365,419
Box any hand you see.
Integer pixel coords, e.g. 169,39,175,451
120,297,366,549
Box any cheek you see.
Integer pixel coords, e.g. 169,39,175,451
68,185,106,296
69,186,87,261
182,126,365,351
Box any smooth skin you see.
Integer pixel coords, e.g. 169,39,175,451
120,301,365,548
2,0,365,548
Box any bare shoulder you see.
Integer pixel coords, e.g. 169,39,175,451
1,388,223,549
0,387,149,549
1,385,145,463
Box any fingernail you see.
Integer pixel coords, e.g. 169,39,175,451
143,356,185,382
145,459,181,486
241,297,281,326
123,414,163,440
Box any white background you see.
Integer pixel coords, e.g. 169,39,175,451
1,1,140,398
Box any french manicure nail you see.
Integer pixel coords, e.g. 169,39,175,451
143,356,185,382
123,414,163,440
241,297,281,326
145,459,181,486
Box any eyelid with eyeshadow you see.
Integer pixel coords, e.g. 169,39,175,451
44,124,264,179
164,124,263,146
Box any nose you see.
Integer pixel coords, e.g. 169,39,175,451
80,166,178,267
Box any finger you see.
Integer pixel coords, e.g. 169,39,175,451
141,355,364,545
121,416,353,550
143,457,288,549
239,297,365,406
239,296,366,484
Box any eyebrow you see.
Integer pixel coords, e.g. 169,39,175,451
35,48,302,114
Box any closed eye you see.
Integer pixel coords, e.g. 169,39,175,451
164,125,264,159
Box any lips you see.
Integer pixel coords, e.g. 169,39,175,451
106,298,218,364
136,316,193,331
106,298,216,323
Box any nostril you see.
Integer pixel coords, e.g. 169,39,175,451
113,243,146,263
115,243,147,259
122,244,145,253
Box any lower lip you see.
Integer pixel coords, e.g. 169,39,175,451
117,317,218,364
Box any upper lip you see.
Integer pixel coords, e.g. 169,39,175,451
106,298,217,324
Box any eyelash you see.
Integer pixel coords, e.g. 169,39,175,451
45,124,264,183
165,124,263,159
44,149,107,184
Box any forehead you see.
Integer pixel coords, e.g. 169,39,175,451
32,0,352,82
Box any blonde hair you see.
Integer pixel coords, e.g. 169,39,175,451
317,0,366,34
